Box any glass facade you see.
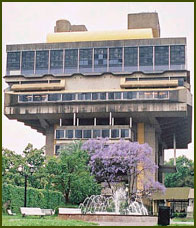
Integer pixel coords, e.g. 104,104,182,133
21,51,34,75
170,45,185,70
7,44,186,76
139,46,153,71
50,50,63,74
65,49,78,73
79,49,92,72
36,51,49,74
94,48,107,72
124,47,138,72
155,46,169,71
18,90,170,103
55,128,131,140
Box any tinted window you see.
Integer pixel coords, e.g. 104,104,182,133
75,130,82,138
155,46,169,66
124,47,138,66
94,48,107,67
121,129,129,138
100,92,106,100
48,93,61,101
66,130,73,139
102,129,109,138
123,92,133,99
111,129,119,138
62,93,75,101
93,130,101,138
170,45,185,65
56,130,64,139
36,50,49,71
65,49,78,68
50,50,63,71
19,95,33,102
22,51,34,73
92,93,99,100
79,49,92,68
109,48,122,66
78,93,91,100
7,52,20,71
139,46,153,66
33,94,47,102
83,130,91,138
114,92,121,100
108,92,114,100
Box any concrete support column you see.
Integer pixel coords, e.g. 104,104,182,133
94,117,96,126
73,113,76,126
45,125,55,157
137,123,144,191
109,112,112,125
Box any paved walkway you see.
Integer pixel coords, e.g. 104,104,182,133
98,222,156,226
170,221,194,225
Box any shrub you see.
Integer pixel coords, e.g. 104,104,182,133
2,184,66,213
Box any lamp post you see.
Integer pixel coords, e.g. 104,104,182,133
18,165,34,207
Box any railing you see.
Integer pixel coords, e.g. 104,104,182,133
18,90,169,103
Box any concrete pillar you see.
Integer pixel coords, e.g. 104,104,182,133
45,125,54,156
137,123,144,191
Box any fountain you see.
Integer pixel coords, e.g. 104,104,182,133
79,187,148,215
58,187,158,225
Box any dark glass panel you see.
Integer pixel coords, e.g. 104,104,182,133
93,130,101,138
56,130,64,139
7,52,20,71
83,130,91,138
111,129,119,138
75,130,82,138
48,93,61,101
66,130,73,139
121,129,129,138
139,46,153,66
124,47,138,66
102,129,109,138
22,51,34,74
62,93,75,101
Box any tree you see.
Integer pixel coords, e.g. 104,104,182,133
164,155,194,188
45,141,101,204
82,138,165,197
2,144,46,189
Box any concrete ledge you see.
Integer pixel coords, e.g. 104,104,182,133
58,213,158,225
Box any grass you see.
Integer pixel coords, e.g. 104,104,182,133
2,214,98,226
172,218,194,222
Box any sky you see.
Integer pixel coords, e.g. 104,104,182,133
2,2,194,161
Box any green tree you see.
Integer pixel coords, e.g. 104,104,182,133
2,144,46,189
164,155,194,188
45,141,101,204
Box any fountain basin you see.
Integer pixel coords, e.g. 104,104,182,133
58,213,158,225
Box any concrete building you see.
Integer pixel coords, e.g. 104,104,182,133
4,13,192,208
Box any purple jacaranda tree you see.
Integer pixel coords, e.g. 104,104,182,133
82,138,165,197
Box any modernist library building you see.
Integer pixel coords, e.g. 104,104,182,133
4,13,192,187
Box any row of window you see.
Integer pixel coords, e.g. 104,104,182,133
6,45,185,75
18,91,169,103
56,128,130,139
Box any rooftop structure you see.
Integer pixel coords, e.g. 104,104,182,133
4,13,192,207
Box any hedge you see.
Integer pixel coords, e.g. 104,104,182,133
2,184,66,213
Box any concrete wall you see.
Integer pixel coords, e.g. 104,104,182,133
45,125,54,156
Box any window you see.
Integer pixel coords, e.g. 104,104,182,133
50,50,63,73
55,145,60,155
139,46,153,71
56,130,64,139
7,52,20,73
93,129,101,138
100,92,106,100
83,130,91,138
36,50,49,74
123,91,133,99
170,45,185,66
66,130,73,139
65,49,78,72
121,129,129,138
155,46,169,66
78,93,91,100
33,94,47,102
19,95,33,102
48,93,61,101
94,48,107,70
92,93,99,100
62,93,75,101
21,51,35,74
154,91,168,99
114,92,121,100
109,48,122,67
111,129,119,138
75,130,82,138
79,49,92,70
102,129,109,138
124,47,138,66
108,92,114,100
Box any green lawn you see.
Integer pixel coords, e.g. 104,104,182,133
172,218,194,222
2,214,98,226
